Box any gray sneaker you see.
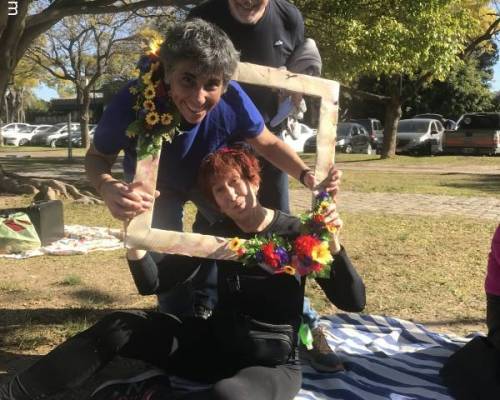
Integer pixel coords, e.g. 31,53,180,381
91,369,172,400
301,326,345,373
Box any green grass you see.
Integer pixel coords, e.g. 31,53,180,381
0,146,87,156
60,275,83,286
302,152,500,167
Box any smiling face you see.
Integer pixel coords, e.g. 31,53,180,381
166,60,224,124
211,170,259,220
228,0,269,24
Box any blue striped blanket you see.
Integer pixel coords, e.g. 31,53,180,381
297,313,471,400
167,313,472,399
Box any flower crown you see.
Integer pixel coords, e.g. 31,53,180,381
126,40,182,159
229,191,337,279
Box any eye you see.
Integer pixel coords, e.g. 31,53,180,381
181,74,196,87
204,78,222,91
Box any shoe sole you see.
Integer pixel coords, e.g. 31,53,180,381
91,368,167,397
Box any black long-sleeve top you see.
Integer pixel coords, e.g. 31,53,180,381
128,211,365,334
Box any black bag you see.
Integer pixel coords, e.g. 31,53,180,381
239,317,294,366
0,200,64,246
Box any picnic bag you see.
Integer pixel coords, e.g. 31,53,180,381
0,212,41,253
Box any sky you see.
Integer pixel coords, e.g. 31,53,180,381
492,62,500,92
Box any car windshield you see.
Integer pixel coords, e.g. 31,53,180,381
36,126,53,133
397,120,429,133
45,124,66,133
337,124,351,137
458,114,500,129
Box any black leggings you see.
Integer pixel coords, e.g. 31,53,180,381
17,311,301,400
487,293,500,350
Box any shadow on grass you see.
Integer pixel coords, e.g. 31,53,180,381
419,317,485,328
439,173,500,196
70,289,119,305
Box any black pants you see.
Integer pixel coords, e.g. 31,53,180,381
487,293,500,350
16,311,301,400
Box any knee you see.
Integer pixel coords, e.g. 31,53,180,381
211,378,252,400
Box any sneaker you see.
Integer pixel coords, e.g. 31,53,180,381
193,304,212,320
91,369,172,400
301,326,345,373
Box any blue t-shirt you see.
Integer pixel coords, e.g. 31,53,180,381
94,81,264,192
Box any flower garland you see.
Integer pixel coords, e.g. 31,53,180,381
229,192,337,278
126,40,182,160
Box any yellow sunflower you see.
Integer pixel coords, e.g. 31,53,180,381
143,100,155,111
142,71,153,85
228,237,243,251
161,113,173,125
145,111,160,126
311,242,333,265
144,85,156,99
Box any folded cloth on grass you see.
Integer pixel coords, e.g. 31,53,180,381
163,313,472,399
0,225,123,259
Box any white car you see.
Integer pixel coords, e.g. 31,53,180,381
396,118,445,155
1,123,33,145
3,124,52,146
283,122,316,153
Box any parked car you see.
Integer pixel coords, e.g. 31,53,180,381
55,125,96,148
2,124,52,146
282,122,316,153
413,113,457,130
443,112,500,155
303,122,373,154
1,123,33,144
396,118,445,155
350,118,383,149
30,123,80,147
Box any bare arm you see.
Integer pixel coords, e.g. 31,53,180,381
246,127,341,196
85,144,155,220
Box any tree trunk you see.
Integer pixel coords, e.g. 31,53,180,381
80,89,91,149
380,78,403,159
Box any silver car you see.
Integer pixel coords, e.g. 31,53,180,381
30,123,80,147
396,119,445,155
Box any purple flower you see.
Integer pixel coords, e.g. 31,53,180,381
255,251,264,263
316,191,329,201
275,246,289,264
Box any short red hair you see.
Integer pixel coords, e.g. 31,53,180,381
198,146,261,205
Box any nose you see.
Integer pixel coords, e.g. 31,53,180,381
191,85,207,107
222,183,238,201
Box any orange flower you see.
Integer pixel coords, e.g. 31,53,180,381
161,113,173,125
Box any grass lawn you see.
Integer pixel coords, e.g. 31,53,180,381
1,151,499,375
0,198,497,359
302,152,500,167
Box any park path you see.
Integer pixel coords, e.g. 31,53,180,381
290,189,500,221
1,154,499,220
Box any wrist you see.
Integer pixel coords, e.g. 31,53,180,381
299,168,312,187
96,175,115,195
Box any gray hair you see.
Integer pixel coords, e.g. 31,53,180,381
159,19,239,85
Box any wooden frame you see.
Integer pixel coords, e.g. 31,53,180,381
125,62,339,260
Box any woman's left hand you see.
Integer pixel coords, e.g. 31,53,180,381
303,167,342,200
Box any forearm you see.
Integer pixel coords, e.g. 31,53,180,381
127,252,161,295
84,144,118,194
315,247,366,312
248,131,312,188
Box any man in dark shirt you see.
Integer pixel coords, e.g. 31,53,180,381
189,0,304,212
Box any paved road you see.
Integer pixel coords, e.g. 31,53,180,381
290,189,500,221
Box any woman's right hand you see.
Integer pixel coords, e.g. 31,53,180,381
100,179,157,221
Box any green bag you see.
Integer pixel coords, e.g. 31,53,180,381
0,212,41,254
